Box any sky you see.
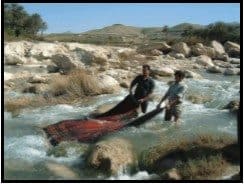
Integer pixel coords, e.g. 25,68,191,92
20,3,240,34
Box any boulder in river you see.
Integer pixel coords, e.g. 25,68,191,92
87,138,137,174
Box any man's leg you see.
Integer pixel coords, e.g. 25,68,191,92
164,108,172,121
141,101,148,113
173,105,182,125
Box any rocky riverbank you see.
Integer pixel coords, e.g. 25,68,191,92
4,40,240,111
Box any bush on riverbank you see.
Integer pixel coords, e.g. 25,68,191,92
50,69,110,97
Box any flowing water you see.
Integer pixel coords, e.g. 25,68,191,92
4,73,240,180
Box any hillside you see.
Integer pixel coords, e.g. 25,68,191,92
44,22,240,46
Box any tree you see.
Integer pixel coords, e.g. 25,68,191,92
24,13,45,35
162,25,169,36
4,3,48,38
4,3,29,36
181,22,240,44
181,25,193,37
40,22,48,35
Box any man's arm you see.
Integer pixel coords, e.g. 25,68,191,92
157,88,170,108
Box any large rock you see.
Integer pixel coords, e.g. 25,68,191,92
4,41,29,56
168,52,185,59
133,54,147,62
45,162,78,179
29,42,68,58
229,58,240,64
151,49,163,56
207,66,224,73
28,75,48,83
4,55,25,65
224,41,240,58
152,67,174,77
120,81,130,88
164,54,176,60
104,69,134,82
224,68,240,75
211,40,225,55
172,42,191,57
195,55,214,67
215,53,229,62
74,48,108,65
87,138,136,174
184,70,202,79
97,74,120,93
223,100,239,113
51,54,79,74
212,60,232,68
117,48,137,60
4,72,14,81
191,43,216,58
137,43,170,55
47,64,60,73
160,41,172,54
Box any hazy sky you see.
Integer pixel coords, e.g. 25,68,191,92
20,3,240,33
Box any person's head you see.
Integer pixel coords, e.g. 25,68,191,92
142,64,150,77
174,70,185,82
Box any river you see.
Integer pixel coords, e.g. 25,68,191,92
4,72,240,180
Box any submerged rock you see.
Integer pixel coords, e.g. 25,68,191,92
162,168,182,180
186,94,212,104
224,68,240,75
207,66,223,73
184,70,202,79
45,162,79,179
222,100,239,113
47,141,89,157
92,103,117,115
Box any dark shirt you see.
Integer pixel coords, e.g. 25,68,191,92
131,75,155,99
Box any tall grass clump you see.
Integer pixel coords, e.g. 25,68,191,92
50,68,106,99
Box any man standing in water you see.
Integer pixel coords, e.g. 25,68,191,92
130,64,155,113
157,70,186,124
